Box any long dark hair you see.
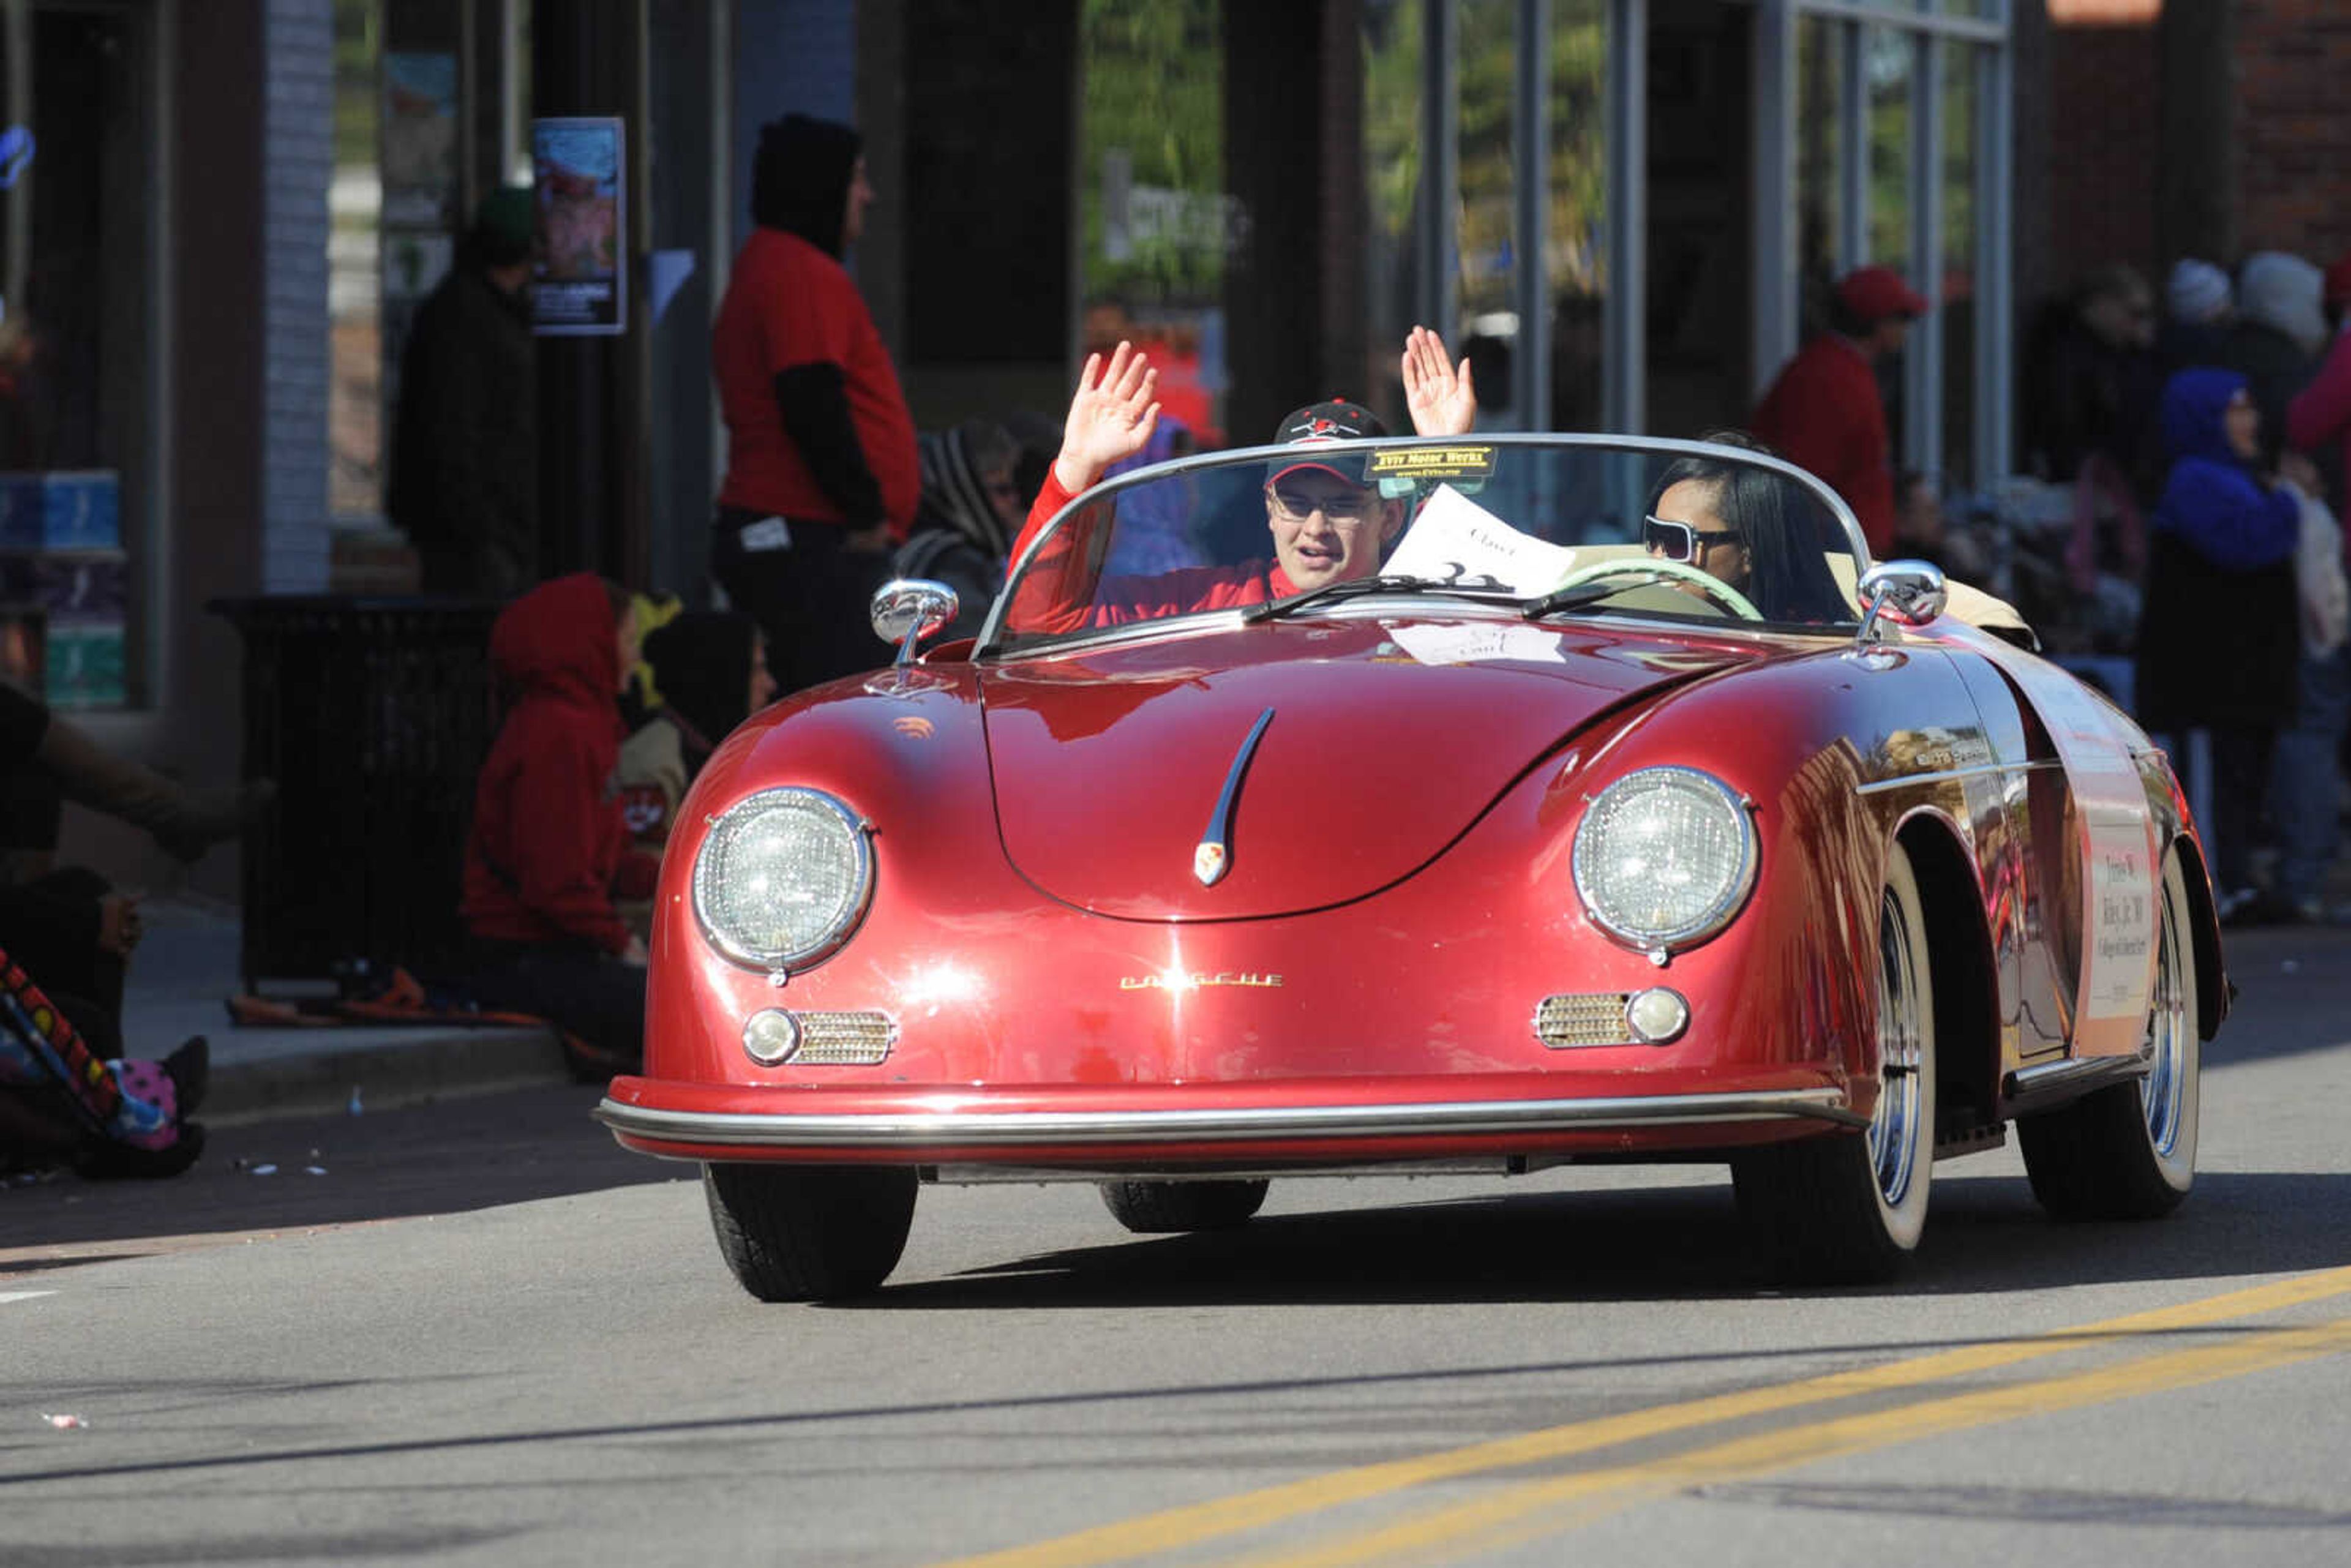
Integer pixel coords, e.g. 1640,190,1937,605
1644,431,1854,624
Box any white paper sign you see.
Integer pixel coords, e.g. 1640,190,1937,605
1384,621,1572,667
1936,621,2160,1055
1384,484,1580,597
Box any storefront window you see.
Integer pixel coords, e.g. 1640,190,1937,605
1077,0,1229,449
1547,0,1607,433
0,4,151,710
330,0,384,520
1793,15,1841,334
1865,26,1911,276
1644,1,1750,440
1359,0,1423,431
1455,0,1516,421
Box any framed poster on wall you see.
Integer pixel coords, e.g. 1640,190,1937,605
531,116,627,336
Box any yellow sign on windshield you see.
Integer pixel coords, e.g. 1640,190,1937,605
1364,445,1498,483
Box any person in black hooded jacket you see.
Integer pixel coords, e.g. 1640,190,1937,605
710,113,920,694
389,187,539,596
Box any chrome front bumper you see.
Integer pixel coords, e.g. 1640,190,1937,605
593,1087,1864,1152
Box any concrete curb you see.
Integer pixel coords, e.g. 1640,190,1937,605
204,1024,570,1126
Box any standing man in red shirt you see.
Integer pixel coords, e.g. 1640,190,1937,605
711,113,920,692
1749,264,1928,558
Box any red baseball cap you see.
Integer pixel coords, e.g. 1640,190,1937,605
1836,264,1930,323
1267,398,1388,485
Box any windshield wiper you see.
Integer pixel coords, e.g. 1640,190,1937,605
1520,582,1632,620
1243,574,1513,625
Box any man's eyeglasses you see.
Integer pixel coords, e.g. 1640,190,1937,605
1641,515,1743,562
1267,485,1376,526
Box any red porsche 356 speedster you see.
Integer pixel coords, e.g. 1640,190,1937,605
598,434,2221,1299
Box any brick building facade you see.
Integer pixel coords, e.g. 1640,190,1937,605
2041,0,2351,308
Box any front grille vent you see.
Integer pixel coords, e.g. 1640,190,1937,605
1533,993,1635,1049
790,1011,899,1064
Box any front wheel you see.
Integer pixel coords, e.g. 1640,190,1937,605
703,1163,918,1302
2017,847,2200,1220
1100,1179,1270,1234
1733,839,1936,1283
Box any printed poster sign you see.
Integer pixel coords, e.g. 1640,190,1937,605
531,116,626,336
382,53,459,228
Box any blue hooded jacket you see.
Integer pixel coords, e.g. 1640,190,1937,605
2150,367,2299,571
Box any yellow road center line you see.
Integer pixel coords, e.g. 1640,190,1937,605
926,1264,2351,1568
1224,1315,2351,1568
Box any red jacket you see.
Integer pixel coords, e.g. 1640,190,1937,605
2287,325,2351,572
462,573,633,954
1005,470,1296,633
1750,334,1896,556
712,227,920,538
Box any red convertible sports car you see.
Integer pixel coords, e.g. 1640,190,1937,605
598,434,2221,1299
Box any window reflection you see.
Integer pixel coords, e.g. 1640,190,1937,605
1078,0,1230,448
1865,25,1911,277
330,0,383,519
1547,0,1607,433
1359,0,1423,433
1794,16,1842,336
0,8,146,709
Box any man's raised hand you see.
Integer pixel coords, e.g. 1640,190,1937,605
1401,325,1477,438
1054,340,1161,494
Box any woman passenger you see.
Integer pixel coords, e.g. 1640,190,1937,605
1641,430,1855,624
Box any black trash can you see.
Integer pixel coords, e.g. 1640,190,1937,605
212,596,503,991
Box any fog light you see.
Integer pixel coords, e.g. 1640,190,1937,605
743,1008,801,1065
1624,988,1689,1045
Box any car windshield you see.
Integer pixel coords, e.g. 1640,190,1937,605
983,435,1870,656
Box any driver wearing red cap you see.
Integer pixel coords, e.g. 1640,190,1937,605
1004,329,1475,632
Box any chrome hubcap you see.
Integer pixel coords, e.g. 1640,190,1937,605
1869,886,1923,1206
2139,888,2188,1155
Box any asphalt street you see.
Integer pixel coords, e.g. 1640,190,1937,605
4,923,2349,1567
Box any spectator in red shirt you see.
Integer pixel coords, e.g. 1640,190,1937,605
711,113,919,694
1749,265,1927,557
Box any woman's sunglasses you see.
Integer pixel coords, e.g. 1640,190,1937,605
1642,515,1743,563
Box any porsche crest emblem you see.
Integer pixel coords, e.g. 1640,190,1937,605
1194,841,1228,886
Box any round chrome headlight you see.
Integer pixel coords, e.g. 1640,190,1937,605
1571,767,1757,951
692,788,874,971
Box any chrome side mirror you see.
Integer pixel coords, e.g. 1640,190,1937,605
1853,560,1948,653
870,578,961,666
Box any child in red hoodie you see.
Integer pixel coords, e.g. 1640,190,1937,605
461,573,653,1076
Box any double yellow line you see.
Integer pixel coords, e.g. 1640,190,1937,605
932,1264,2351,1568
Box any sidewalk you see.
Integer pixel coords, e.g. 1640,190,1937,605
121,896,569,1125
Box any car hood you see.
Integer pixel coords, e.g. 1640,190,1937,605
978,615,1759,919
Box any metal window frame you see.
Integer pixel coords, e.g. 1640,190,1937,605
1746,0,2009,485
1428,0,2008,471
1603,0,1644,432
1907,27,1944,482
1419,0,1460,348
1973,6,2013,486
1513,0,1553,433
1838,19,1865,269
1751,0,1800,397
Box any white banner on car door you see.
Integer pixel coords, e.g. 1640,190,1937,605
1935,622,2162,1056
